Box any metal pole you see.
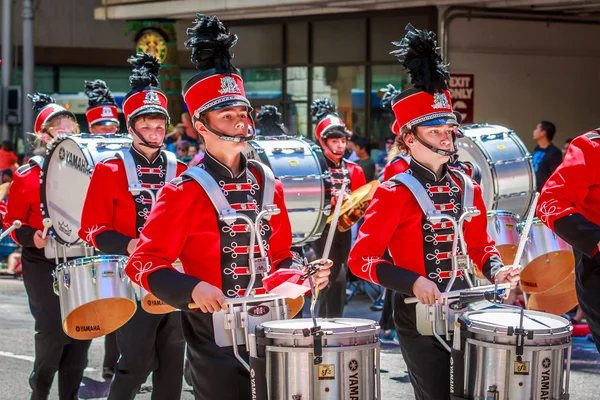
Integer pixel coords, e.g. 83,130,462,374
22,0,35,150
1,0,13,141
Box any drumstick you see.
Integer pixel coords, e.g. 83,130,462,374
513,192,540,268
0,220,22,240
41,218,52,239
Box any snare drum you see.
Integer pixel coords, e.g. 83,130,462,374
462,309,572,400
41,134,132,245
260,318,380,400
244,136,331,245
520,218,575,294
53,255,137,339
457,124,535,217
486,211,519,265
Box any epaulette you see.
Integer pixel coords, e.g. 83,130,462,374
344,158,357,165
584,131,600,141
389,153,411,165
177,159,188,168
17,156,44,175
170,175,193,186
16,163,38,175
383,174,408,188
99,155,120,164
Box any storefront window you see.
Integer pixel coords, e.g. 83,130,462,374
7,66,55,94
369,65,408,147
286,66,308,136
58,67,131,93
312,66,365,138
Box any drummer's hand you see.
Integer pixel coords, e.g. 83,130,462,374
412,276,444,305
191,281,228,313
331,190,350,207
127,239,139,255
494,265,522,289
33,230,48,249
309,259,333,290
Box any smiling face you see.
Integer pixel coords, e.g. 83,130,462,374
194,106,250,154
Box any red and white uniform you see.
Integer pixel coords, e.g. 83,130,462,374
327,156,367,195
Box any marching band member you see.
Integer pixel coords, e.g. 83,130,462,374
347,25,521,399
310,98,366,318
380,84,411,181
78,53,187,400
84,79,120,135
124,15,332,400
537,131,600,353
4,93,91,400
256,105,287,136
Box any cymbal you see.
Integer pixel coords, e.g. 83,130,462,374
327,180,380,225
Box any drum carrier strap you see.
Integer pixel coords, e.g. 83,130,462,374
115,150,177,189
29,155,44,169
182,163,277,224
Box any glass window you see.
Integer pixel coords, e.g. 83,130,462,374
6,66,55,94
285,102,308,137
240,68,282,109
286,66,308,102
230,24,283,67
370,15,431,62
313,19,366,64
369,65,409,149
286,22,309,65
312,66,365,138
58,67,131,93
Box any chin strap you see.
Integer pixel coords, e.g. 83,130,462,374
411,129,458,157
199,114,256,143
129,123,165,150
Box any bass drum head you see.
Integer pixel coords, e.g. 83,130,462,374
457,124,535,217
244,136,331,246
41,135,132,245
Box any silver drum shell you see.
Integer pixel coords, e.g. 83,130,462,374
261,318,380,400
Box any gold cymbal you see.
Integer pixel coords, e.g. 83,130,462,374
327,180,380,229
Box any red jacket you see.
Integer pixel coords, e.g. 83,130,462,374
3,161,44,248
348,160,502,295
79,147,187,255
537,131,600,258
124,153,298,306
382,154,410,181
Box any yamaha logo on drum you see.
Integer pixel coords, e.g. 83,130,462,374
61,148,89,174
58,147,66,161
75,325,101,332
347,359,360,399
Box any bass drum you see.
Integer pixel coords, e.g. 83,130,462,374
456,124,535,217
244,136,331,246
41,134,132,245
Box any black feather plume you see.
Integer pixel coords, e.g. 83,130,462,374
310,98,337,123
390,24,449,95
127,52,161,91
256,105,285,135
185,14,238,72
28,92,56,115
380,84,401,111
85,79,116,108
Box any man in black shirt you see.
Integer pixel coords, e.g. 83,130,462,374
353,136,376,182
532,120,562,192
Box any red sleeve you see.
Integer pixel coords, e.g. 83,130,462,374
382,158,409,181
349,163,367,191
175,160,188,177
125,181,201,292
4,168,39,246
537,135,599,230
266,179,295,270
78,161,128,249
347,183,420,294
462,184,503,278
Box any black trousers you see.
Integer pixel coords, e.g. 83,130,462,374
22,255,91,400
394,294,451,400
312,227,352,318
379,250,395,330
574,250,600,353
103,332,119,371
108,305,185,400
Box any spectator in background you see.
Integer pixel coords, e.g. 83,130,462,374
353,136,376,182
531,121,562,192
344,130,359,161
562,138,573,158
165,124,185,153
0,140,18,172
180,112,199,144
177,141,191,164
188,144,198,161
189,138,206,166
375,135,395,172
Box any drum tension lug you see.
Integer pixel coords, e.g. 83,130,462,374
302,326,324,365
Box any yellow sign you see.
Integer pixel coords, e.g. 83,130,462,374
289,160,299,166
318,364,335,380
136,30,168,63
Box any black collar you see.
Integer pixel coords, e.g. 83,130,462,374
409,158,449,182
203,151,247,179
325,155,344,169
129,145,163,166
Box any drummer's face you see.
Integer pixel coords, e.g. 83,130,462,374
43,117,79,144
131,117,166,148
323,137,347,161
90,123,119,135
195,106,250,152
407,124,455,163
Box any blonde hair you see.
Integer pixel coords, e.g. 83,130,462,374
386,127,412,163
42,114,80,136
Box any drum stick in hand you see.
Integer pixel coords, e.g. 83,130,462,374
41,218,52,239
513,192,540,268
0,220,22,240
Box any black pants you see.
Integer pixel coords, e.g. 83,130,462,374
103,332,119,370
394,295,451,400
108,305,185,400
312,227,352,318
574,250,600,353
379,250,395,330
22,255,92,400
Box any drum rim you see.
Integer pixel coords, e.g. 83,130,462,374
486,210,519,219
57,255,128,271
463,309,572,336
260,317,379,334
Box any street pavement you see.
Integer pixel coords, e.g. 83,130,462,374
1,276,599,399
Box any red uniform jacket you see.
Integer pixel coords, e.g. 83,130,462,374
382,153,410,181
124,152,299,308
4,161,44,249
348,159,502,296
79,147,186,255
326,156,367,194
537,131,600,259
